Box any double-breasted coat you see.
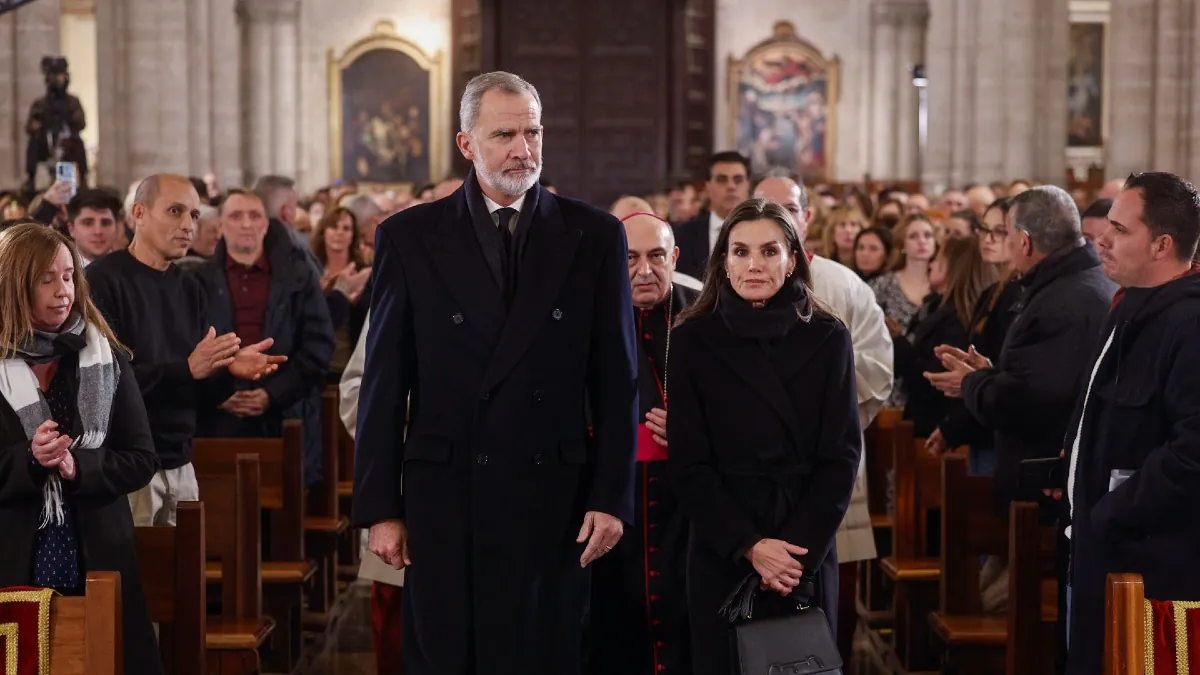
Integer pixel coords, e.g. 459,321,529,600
351,170,639,675
666,307,862,675
0,350,162,675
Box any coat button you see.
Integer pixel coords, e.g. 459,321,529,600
476,453,489,465
451,313,464,324
552,309,563,320
649,570,659,577
532,453,544,465
532,390,543,401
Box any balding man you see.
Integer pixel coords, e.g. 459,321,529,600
967,184,997,217
87,175,284,527
1097,177,1126,200
432,176,464,200
589,211,696,675
755,175,893,662
610,198,703,292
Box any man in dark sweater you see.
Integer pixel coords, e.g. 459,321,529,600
87,174,285,526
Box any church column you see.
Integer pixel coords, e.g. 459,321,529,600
0,1,62,188
893,2,929,182
210,0,244,188
869,3,900,178
238,0,300,184
1106,0,1155,177
188,0,214,176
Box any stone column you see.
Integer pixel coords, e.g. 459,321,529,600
188,0,214,176
869,3,900,178
894,2,929,182
210,0,244,188
0,0,62,188
1189,1,1200,180
1106,0,1156,178
1031,0,1068,185
238,0,300,185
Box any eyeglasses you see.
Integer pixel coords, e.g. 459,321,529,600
973,224,1009,241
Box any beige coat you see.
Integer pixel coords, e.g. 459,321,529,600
811,256,894,563
339,314,406,587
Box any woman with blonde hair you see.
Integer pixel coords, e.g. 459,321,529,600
822,206,867,267
0,224,161,674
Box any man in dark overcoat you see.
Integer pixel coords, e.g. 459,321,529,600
351,71,639,675
1064,173,1200,674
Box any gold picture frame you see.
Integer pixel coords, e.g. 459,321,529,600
328,19,447,188
727,21,839,183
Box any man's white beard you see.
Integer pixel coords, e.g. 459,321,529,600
474,156,542,198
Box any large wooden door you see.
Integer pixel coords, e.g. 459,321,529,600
451,0,714,206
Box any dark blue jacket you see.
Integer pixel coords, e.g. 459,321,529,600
1064,270,1200,675
191,220,334,485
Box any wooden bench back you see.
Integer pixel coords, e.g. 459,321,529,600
311,388,342,519
192,420,304,560
1105,574,1146,675
195,454,262,622
48,571,121,675
892,419,943,558
939,454,1006,613
865,407,901,518
134,501,206,675
1006,501,1059,675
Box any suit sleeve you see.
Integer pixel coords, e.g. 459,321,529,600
778,327,862,571
1090,317,1200,535
263,261,335,410
961,313,1088,436
350,226,415,527
0,442,43,504
666,330,763,562
844,279,894,428
68,354,161,498
584,217,639,523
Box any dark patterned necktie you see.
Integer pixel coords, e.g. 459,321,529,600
495,207,517,303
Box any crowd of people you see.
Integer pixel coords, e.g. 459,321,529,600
0,69,1198,675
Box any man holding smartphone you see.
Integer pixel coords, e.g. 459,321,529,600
1063,173,1200,674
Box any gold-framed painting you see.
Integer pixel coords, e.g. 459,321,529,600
328,20,447,187
728,21,839,183
1067,21,1106,148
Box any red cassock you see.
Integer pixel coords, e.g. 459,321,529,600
587,287,695,675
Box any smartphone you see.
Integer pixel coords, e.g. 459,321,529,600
1017,457,1063,497
55,161,78,199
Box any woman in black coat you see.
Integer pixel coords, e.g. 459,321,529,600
0,224,162,675
667,198,861,675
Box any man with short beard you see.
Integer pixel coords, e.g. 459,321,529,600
353,71,638,675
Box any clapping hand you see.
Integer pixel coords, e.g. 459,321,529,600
228,338,287,381
333,264,373,303
925,345,991,398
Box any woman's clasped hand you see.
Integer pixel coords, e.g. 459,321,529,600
747,538,808,595
31,419,76,479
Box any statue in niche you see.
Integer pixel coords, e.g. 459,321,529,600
24,56,87,194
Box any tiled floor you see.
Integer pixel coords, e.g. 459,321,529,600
300,583,888,675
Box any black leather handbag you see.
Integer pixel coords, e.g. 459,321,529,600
718,572,843,675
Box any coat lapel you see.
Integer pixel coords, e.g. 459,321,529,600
480,187,581,393
421,187,506,338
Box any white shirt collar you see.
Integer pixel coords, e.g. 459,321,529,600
483,194,526,215
708,210,726,251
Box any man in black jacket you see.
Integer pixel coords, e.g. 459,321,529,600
192,189,334,485
1063,173,1200,674
671,151,750,279
353,71,637,675
928,186,1117,511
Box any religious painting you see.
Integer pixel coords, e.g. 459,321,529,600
728,21,839,183
329,20,447,187
1068,22,1105,147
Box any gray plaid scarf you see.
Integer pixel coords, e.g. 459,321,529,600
0,312,120,527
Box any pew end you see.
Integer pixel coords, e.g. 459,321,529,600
48,571,122,675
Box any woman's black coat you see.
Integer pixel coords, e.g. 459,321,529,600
0,350,162,675
666,309,861,675
896,296,970,438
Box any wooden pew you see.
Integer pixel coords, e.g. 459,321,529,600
878,419,943,673
193,421,315,672
857,407,900,629
304,389,352,626
197,454,275,675
333,385,360,584
927,455,1057,674
48,571,122,675
1105,574,1145,675
135,501,206,675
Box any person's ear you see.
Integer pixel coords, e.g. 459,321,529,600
455,131,475,161
670,245,680,267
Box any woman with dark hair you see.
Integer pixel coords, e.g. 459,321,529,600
895,236,996,437
667,198,861,675
0,224,161,675
852,226,893,281
927,197,1022,474
311,207,371,380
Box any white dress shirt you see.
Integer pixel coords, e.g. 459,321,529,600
707,211,725,253
483,194,526,229
1066,326,1116,539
